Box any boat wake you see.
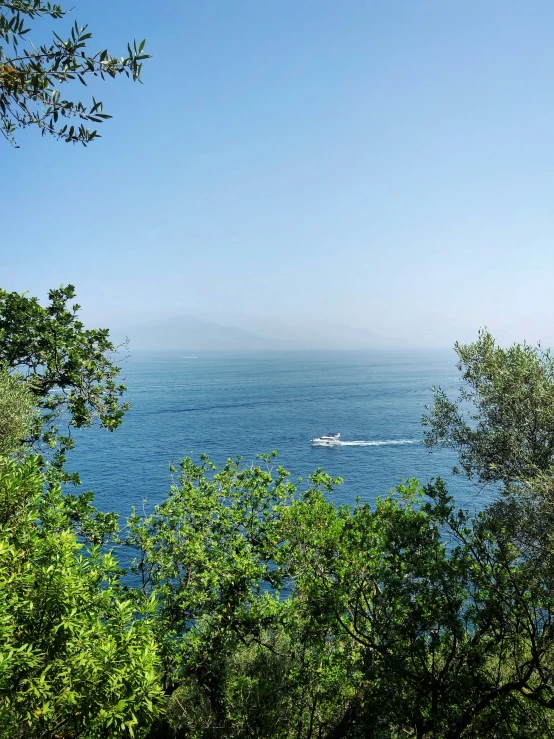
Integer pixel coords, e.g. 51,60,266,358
329,439,418,447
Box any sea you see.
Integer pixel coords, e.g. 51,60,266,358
69,350,495,522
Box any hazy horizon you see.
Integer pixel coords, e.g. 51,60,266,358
4,1,554,348
110,312,415,351
109,312,540,352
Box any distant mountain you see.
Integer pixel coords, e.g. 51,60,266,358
197,316,411,350
113,315,297,352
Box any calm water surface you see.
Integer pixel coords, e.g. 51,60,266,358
69,350,492,520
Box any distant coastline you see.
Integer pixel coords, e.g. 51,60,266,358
112,314,413,352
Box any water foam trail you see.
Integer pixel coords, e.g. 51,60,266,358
336,439,419,447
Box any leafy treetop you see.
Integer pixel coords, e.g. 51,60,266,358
0,0,149,145
0,284,129,481
0,454,163,738
422,329,554,486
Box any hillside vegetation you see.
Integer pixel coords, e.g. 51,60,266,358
3,287,554,738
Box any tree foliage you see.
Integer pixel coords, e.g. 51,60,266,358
279,477,554,738
0,365,37,456
133,462,554,739
0,284,129,481
422,330,554,486
0,0,149,145
0,455,163,738
125,454,304,695
3,297,554,739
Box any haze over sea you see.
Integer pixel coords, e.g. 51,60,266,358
71,350,494,520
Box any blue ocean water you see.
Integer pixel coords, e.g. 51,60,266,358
69,350,492,520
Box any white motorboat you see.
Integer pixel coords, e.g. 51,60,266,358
311,432,341,447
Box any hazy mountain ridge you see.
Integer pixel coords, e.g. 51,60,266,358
113,314,410,351
114,315,299,351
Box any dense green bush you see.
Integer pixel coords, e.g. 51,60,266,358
0,367,37,456
4,286,554,737
133,471,554,738
0,455,164,738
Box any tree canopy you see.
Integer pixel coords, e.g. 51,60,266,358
0,455,164,739
422,330,554,486
126,463,554,738
3,292,554,737
0,366,37,456
0,0,149,145
0,284,129,476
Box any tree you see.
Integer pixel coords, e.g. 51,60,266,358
279,478,554,738
0,454,164,738
422,330,554,486
134,457,554,739
128,457,349,739
7,298,554,738
0,288,165,737
0,365,38,456
126,455,300,695
0,284,129,482
0,0,149,145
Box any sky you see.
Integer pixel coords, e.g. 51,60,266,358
2,0,554,348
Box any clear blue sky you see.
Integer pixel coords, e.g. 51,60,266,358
2,0,554,347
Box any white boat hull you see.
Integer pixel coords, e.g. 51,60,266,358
311,433,341,447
